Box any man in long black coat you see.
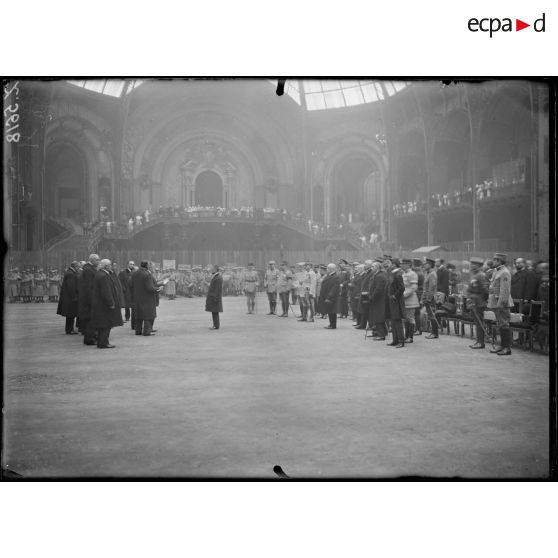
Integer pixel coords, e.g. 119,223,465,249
369,259,389,340
118,260,135,322
355,261,373,329
56,261,80,334
205,264,223,329
318,263,341,329
90,259,124,348
130,261,159,336
337,259,351,318
511,257,540,308
386,258,406,348
78,254,100,345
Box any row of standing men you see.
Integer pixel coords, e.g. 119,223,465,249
260,253,521,355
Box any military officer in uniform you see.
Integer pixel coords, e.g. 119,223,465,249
33,269,47,302
264,260,279,315
488,253,514,356
48,268,61,302
299,262,317,322
7,267,21,303
401,258,419,343
465,256,489,349
276,261,293,317
244,262,259,314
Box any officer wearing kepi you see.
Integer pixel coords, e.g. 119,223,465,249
465,256,489,349
487,252,514,356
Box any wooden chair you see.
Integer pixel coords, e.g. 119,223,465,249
439,313,462,336
509,302,544,352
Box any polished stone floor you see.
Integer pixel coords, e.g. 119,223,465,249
3,295,550,478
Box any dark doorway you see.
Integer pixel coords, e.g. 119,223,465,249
195,170,223,207
45,143,86,221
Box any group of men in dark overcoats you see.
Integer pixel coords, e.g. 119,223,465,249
351,257,407,347
57,255,124,348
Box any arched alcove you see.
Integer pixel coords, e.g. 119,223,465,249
195,170,223,206
45,143,87,220
331,157,378,223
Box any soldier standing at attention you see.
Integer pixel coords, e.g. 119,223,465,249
244,262,259,314
276,261,293,318
401,259,419,343
466,256,489,349
299,262,317,322
488,253,514,356
264,260,279,315
48,268,61,302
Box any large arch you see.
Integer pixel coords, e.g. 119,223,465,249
318,138,386,228
45,116,115,222
122,85,301,214
45,142,87,220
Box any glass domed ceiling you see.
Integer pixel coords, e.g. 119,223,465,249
281,79,408,110
65,79,143,97
65,79,407,109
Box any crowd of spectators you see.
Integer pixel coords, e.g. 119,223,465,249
393,175,528,216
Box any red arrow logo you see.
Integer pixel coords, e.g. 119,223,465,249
516,19,530,31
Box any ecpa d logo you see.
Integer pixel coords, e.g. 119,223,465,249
468,13,545,37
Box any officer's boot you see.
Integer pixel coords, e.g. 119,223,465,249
490,328,503,353
470,322,485,349
497,328,512,356
405,323,414,343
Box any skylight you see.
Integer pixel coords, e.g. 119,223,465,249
301,80,407,110
65,79,143,98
